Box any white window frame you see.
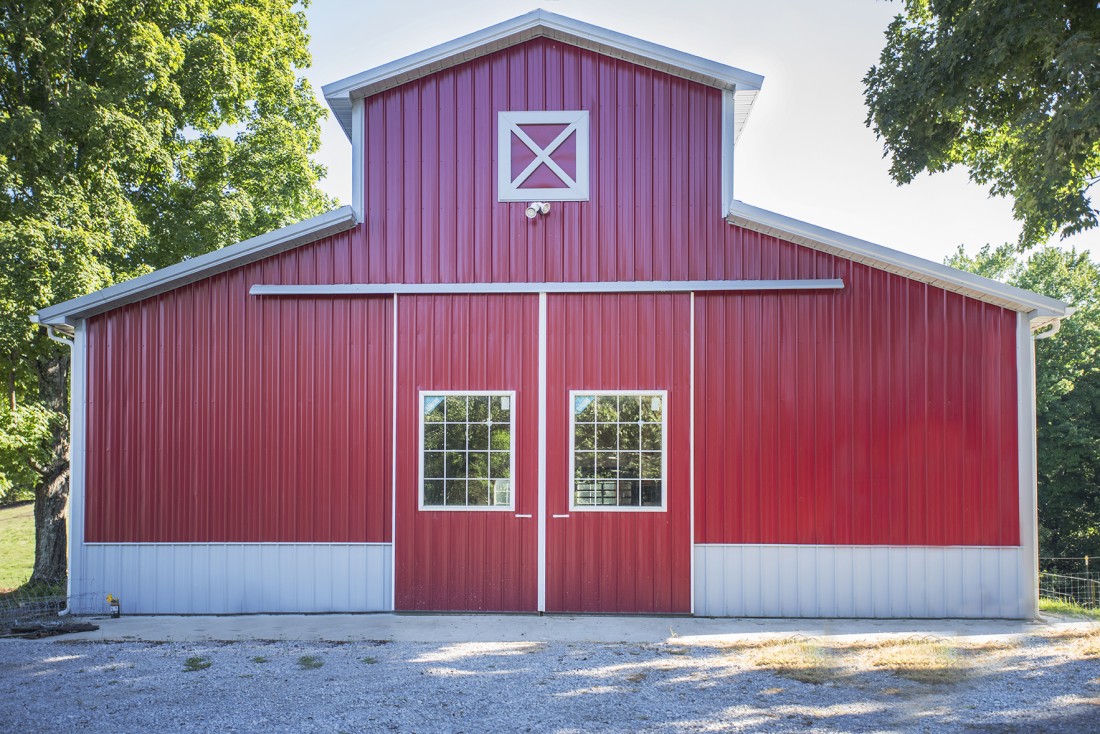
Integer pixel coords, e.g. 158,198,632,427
418,389,517,512
498,110,590,202
568,389,668,513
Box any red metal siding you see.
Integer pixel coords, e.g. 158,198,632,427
83,36,1022,555
393,295,539,611
545,294,692,613
693,234,1020,546
85,231,393,543
358,37,723,285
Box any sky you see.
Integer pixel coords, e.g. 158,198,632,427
299,0,1099,264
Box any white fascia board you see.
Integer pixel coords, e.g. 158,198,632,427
322,9,764,141
726,200,1072,319
34,206,358,326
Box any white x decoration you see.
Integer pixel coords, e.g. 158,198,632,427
498,110,590,202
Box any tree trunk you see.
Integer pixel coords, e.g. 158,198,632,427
31,349,70,583
32,463,68,583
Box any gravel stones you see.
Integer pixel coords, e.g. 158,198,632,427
2,633,1099,733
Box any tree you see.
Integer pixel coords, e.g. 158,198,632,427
865,0,1100,249
0,0,335,581
948,245,1100,568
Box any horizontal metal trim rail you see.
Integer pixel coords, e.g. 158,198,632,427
250,279,844,297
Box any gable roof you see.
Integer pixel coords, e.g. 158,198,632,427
322,9,765,143
726,200,1072,326
33,207,358,330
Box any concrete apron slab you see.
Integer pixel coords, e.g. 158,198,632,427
34,613,1090,645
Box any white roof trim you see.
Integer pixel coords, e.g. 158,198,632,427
323,9,764,142
726,199,1072,321
34,206,358,327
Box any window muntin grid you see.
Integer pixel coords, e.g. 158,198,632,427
570,391,666,511
419,392,515,510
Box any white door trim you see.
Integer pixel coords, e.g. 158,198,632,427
537,292,548,612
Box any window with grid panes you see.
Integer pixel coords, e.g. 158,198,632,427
571,392,665,509
420,393,514,509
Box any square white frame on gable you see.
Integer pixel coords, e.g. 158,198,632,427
498,110,590,202
568,389,669,513
417,389,517,512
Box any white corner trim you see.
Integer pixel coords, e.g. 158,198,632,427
250,279,844,298
726,200,1072,317
720,90,735,215
321,10,764,142
1017,312,1040,619
35,207,358,326
351,98,365,222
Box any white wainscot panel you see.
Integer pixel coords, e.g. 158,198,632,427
71,544,393,614
694,545,1028,619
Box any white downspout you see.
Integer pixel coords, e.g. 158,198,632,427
35,320,74,615
46,325,74,348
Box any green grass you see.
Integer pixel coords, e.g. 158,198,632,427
297,655,324,670
0,502,35,591
183,656,213,672
1040,598,1100,620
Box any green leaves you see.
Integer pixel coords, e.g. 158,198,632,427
951,245,1100,563
865,0,1100,249
0,0,334,504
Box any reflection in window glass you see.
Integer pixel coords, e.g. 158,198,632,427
421,393,513,508
572,393,664,508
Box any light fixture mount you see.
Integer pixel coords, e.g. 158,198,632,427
524,201,551,219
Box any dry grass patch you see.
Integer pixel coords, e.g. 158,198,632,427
715,634,1020,685
1044,626,1100,658
741,637,838,684
859,638,965,683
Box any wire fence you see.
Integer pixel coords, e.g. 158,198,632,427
0,577,68,633
1038,570,1100,610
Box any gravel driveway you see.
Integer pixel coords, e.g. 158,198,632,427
3,627,1100,733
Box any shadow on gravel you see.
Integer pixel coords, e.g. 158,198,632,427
1,634,1098,733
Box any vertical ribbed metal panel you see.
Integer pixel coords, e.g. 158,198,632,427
85,231,394,543
393,294,539,612
544,293,692,614
73,544,393,614
79,32,1027,621
360,38,722,285
694,244,1020,546
694,545,1028,618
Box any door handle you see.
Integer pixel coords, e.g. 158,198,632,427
514,514,532,518
552,514,569,519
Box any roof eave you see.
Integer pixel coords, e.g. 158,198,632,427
33,206,358,326
323,9,764,141
725,199,1072,320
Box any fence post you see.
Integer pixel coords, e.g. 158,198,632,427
1089,557,1097,608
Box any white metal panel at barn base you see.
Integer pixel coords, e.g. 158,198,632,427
694,545,1029,619
72,544,393,614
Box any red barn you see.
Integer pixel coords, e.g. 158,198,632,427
35,11,1071,618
